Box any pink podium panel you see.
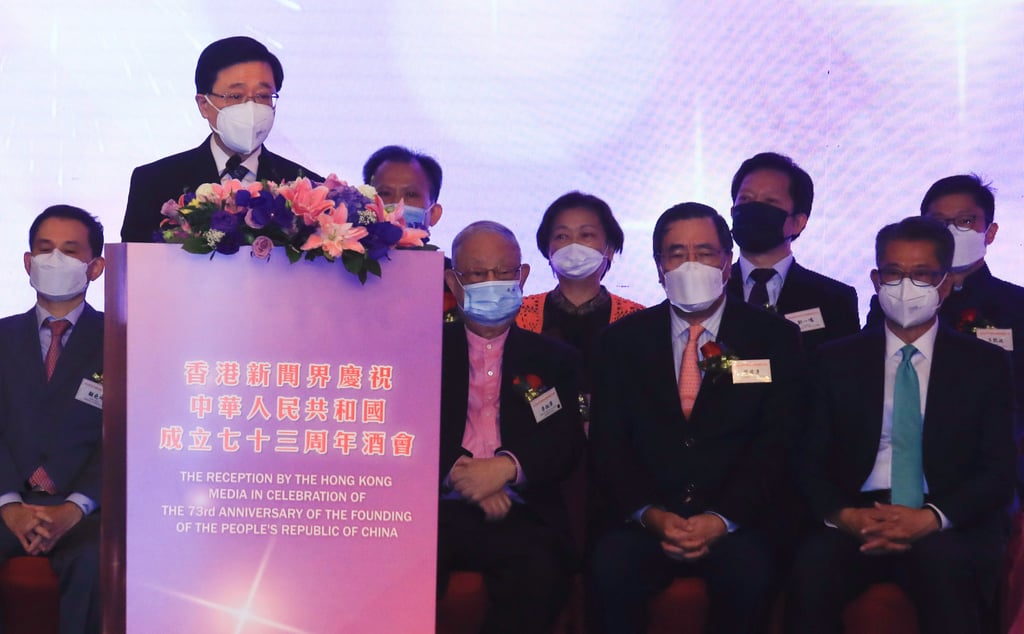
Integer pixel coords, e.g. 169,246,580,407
103,244,443,634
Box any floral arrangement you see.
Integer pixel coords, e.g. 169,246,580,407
955,308,994,334
157,174,431,283
699,341,739,383
511,374,545,402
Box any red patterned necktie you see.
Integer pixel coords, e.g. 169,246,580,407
678,324,704,418
44,319,70,382
31,319,70,494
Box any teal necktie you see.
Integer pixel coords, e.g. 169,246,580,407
891,344,924,507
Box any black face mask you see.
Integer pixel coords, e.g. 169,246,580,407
730,201,795,253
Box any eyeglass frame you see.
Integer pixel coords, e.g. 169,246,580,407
452,266,523,285
205,91,279,108
876,267,947,288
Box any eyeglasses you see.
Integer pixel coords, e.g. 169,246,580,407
206,92,279,108
454,266,522,284
658,248,725,268
934,215,981,232
877,268,945,287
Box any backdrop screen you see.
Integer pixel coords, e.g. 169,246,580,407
3,1,1022,317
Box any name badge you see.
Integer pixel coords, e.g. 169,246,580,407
530,388,562,423
976,328,1013,351
784,307,826,332
76,378,103,409
732,359,772,384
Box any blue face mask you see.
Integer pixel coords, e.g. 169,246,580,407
459,280,523,326
402,205,429,230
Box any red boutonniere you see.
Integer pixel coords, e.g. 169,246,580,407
956,308,994,334
512,374,545,403
698,341,739,382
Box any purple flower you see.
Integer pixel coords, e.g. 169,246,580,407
362,222,403,261
251,235,274,260
327,184,371,218
210,210,240,233
215,231,242,255
235,190,252,208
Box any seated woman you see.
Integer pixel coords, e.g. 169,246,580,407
516,191,644,398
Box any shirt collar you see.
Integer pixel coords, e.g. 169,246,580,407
738,252,794,284
883,317,938,361
465,324,511,350
669,295,726,342
35,301,86,330
209,136,262,178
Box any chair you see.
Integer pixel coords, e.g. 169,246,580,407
0,556,60,634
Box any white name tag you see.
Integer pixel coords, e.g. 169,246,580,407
530,388,562,423
784,307,826,332
731,359,772,384
76,378,103,409
976,328,1013,351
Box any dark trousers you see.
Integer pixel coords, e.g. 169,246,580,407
787,522,1005,634
0,498,100,634
437,499,573,634
588,524,778,634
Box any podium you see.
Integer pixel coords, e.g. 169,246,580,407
102,244,443,634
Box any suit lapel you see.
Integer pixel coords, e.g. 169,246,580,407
49,305,102,389
776,261,807,315
13,309,47,389
441,325,471,456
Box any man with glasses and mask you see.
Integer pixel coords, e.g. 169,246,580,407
865,175,1023,492
0,206,106,633
121,36,322,242
788,216,1015,634
588,203,803,634
726,152,860,353
437,221,585,633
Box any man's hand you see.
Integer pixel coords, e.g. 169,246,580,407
477,491,512,522
25,503,83,554
0,503,42,553
449,455,516,503
674,513,727,560
858,503,939,553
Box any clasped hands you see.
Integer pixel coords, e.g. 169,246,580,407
642,507,727,562
834,502,939,555
449,455,518,522
1,502,83,555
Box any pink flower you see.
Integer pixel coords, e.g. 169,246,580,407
279,177,335,225
160,199,181,218
366,196,429,247
322,173,346,190
251,235,274,260
300,213,368,258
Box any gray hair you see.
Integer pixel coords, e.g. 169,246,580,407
450,220,521,269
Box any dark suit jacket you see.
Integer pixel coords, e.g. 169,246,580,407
800,325,1016,528
0,304,104,502
590,298,804,527
440,323,585,537
728,260,860,354
121,135,323,242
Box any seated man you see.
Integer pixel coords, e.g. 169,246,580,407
589,203,804,634
0,205,106,633
788,216,1015,634
122,36,322,242
726,152,860,353
438,221,585,633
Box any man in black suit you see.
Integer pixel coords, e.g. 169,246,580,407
121,36,322,242
788,217,1015,634
588,203,804,634
864,175,1024,489
726,152,859,353
0,205,106,633
438,221,585,633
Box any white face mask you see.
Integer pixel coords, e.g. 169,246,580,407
549,243,607,280
662,261,726,313
949,226,987,270
205,97,275,155
29,250,91,301
877,276,945,328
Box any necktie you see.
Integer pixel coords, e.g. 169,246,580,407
679,324,704,418
891,344,924,507
222,154,249,181
748,268,777,308
43,319,70,382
